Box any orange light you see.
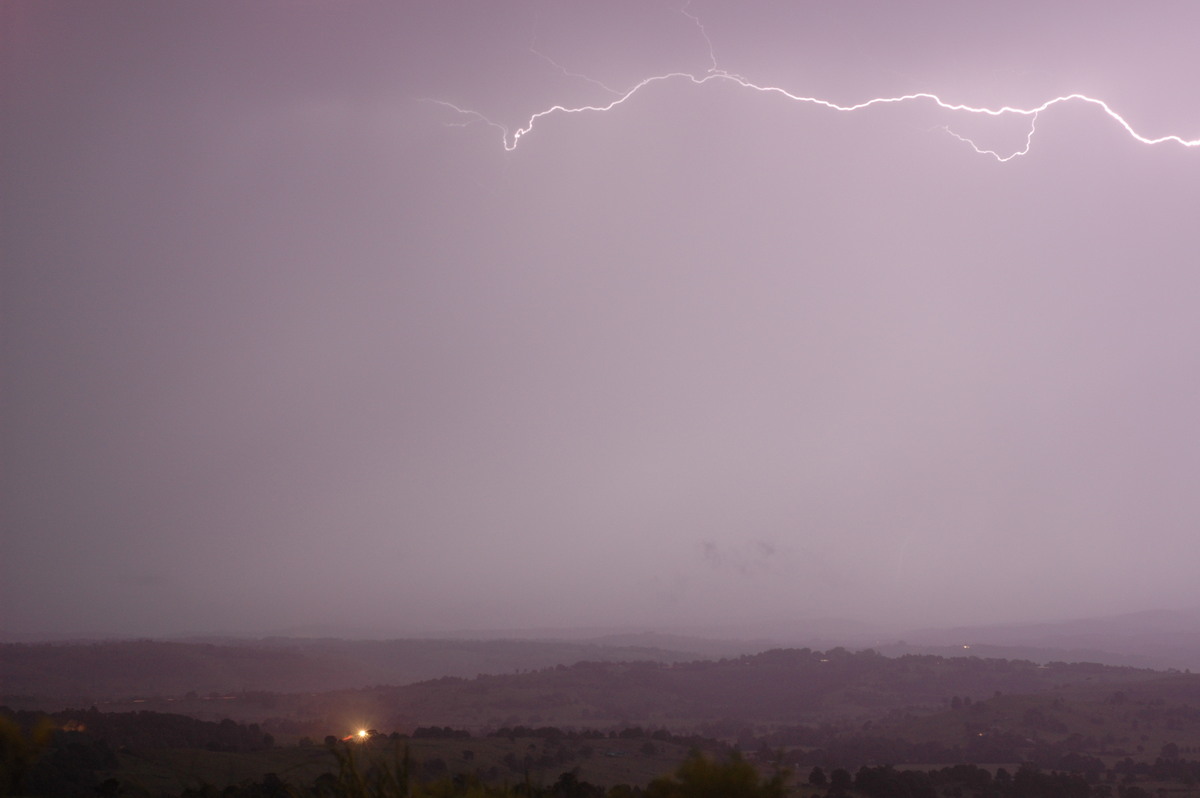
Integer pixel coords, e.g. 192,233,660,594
357,729,369,739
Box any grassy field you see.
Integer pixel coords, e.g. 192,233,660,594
114,746,339,796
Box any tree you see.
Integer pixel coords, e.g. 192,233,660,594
808,766,827,786
644,750,787,798
550,769,603,798
0,714,54,796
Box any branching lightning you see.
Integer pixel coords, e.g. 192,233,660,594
939,114,1041,163
529,47,623,98
432,6,1200,161
680,0,721,78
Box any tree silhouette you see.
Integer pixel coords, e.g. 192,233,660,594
644,750,787,798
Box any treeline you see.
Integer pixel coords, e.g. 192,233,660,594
1113,750,1200,783
197,756,1200,798
180,749,784,798
806,760,1200,798
1,705,274,752
363,647,1160,731
810,762,1093,798
487,725,716,748
1,707,278,797
0,726,119,798
162,751,1197,798
8,707,1200,797
746,726,1098,770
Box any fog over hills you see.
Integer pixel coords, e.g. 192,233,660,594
881,607,1200,671
4,608,1198,707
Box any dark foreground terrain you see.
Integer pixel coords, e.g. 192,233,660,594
3,640,1200,796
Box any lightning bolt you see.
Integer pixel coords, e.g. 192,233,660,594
529,47,623,97
432,6,1199,162
680,0,721,78
436,78,1198,162
938,114,1040,163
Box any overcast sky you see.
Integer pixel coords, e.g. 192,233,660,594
3,1,1199,640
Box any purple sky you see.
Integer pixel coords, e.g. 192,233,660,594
3,1,1199,639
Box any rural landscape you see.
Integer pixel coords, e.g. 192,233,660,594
6,1,1200,796
5,612,1200,796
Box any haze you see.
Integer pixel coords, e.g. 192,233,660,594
3,1,1199,640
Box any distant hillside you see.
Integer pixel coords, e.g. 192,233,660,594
78,647,1172,737
0,637,707,702
892,608,1200,670
9,647,1200,798
341,648,1164,732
